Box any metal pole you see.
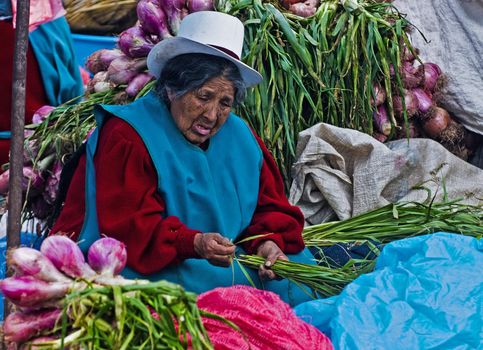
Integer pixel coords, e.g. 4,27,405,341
5,0,31,318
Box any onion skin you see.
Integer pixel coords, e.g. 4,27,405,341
0,276,70,308
107,56,147,85
412,88,433,115
85,49,124,75
87,237,128,276
371,83,386,106
421,106,451,139
40,235,97,279
393,89,418,118
401,61,423,89
32,105,54,124
373,105,392,136
187,0,213,12
289,0,320,17
137,0,172,39
118,26,155,58
4,308,62,343
160,0,186,35
421,62,442,92
126,73,154,97
8,247,72,283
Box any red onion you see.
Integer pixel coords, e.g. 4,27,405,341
289,0,319,17
107,56,147,85
0,166,44,195
372,132,388,143
137,0,172,39
8,247,72,283
371,83,386,106
187,0,213,13
421,106,451,139
373,105,392,136
32,105,54,124
160,0,186,35
87,237,127,276
3,308,62,343
401,61,423,89
0,276,71,308
126,72,154,97
118,25,155,58
412,88,433,114
40,235,97,279
393,89,418,118
420,62,441,92
85,49,124,75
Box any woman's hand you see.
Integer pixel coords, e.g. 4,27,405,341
256,240,288,280
194,233,235,267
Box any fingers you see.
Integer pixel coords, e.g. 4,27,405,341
258,263,277,280
194,233,235,267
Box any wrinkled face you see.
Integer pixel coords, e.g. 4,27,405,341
169,76,235,146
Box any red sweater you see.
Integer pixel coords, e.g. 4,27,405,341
51,117,305,274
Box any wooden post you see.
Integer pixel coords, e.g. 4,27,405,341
5,0,31,320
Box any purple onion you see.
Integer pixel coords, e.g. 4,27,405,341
412,88,433,114
32,105,54,124
421,62,442,92
118,25,155,58
8,247,72,283
160,0,186,35
393,89,418,118
401,46,419,63
0,276,70,308
40,235,97,279
126,73,154,97
3,308,62,343
289,0,319,17
371,83,386,106
187,0,213,12
373,105,391,136
137,0,172,39
107,56,148,85
0,170,10,194
401,61,423,89
85,49,125,75
88,237,128,276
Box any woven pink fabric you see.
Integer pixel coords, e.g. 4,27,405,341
197,285,333,350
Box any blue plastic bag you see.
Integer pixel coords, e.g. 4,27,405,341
295,232,483,350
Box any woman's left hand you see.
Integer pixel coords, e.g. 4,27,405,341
255,240,288,281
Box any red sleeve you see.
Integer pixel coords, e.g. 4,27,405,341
51,117,201,275
240,132,306,255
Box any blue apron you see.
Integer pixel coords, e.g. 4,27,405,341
79,92,315,306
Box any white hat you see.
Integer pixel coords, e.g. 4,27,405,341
147,11,263,87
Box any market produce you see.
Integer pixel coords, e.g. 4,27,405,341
1,236,216,349
302,199,483,247
237,254,374,298
9,0,478,224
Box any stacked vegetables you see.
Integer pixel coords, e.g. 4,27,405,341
1,236,214,349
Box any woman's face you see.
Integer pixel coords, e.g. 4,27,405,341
169,76,235,146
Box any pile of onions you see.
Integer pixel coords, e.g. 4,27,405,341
84,0,214,98
0,236,142,346
371,44,474,161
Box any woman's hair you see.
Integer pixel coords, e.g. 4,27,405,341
155,53,246,106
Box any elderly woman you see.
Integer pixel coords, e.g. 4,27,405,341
51,11,314,306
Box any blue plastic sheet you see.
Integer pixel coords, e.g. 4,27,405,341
295,232,483,350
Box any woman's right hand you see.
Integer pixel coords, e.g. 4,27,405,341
194,233,235,267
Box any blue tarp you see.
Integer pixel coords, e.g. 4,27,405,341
295,232,483,350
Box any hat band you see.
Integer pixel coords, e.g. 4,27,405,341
208,45,240,60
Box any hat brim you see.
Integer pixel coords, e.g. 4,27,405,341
147,37,263,87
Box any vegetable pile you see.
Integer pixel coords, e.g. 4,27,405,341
1,235,215,349
4,0,479,224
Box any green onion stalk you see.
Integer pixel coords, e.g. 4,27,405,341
23,280,218,349
236,254,375,298
216,0,415,190
302,199,483,247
